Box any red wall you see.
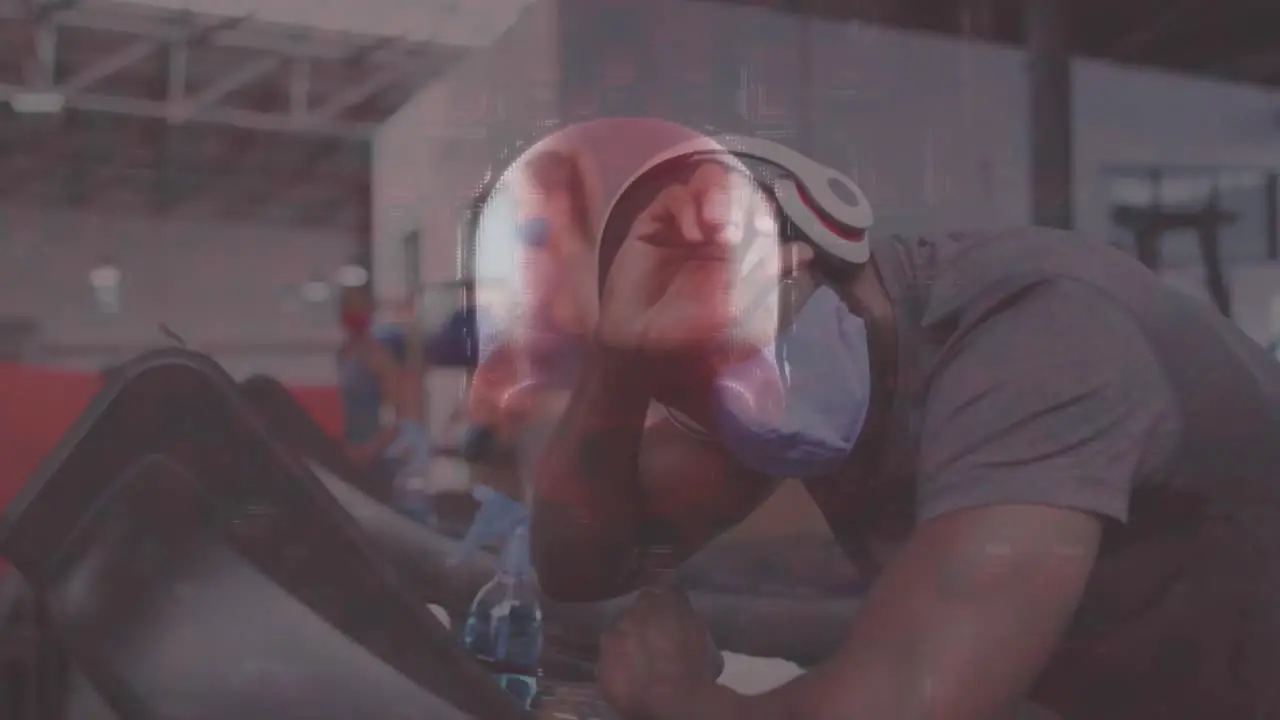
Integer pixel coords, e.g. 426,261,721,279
0,363,343,511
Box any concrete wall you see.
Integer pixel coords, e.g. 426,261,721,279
0,204,353,383
806,18,1030,233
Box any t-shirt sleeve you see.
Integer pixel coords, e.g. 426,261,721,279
916,281,1177,524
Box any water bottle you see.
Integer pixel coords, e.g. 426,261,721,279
462,522,544,708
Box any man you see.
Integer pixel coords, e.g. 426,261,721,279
335,284,435,522
523,122,1280,719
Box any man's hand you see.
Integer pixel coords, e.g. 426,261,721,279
597,586,725,720
598,159,810,359
588,506,1102,720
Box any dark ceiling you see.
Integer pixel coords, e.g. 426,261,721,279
722,0,1280,88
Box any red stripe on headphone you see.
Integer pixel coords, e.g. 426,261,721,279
795,183,867,243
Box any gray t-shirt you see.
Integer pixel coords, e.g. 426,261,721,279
814,228,1280,718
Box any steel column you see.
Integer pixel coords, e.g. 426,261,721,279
1026,0,1074,229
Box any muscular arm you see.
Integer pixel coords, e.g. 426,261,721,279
341,336,425,467
693,504,1101,720
689,281,1170,719
532,347,779,601
367,338,424,425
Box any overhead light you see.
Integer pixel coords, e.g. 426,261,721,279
10,90,66,114
89,260,122,314
334,263,369,288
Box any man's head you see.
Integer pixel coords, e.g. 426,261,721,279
338,284,374,338
472,119,880,477
595,127,878,480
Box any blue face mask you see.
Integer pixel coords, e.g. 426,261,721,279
710,285,872,479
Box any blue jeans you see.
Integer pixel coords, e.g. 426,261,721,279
385,420,436,525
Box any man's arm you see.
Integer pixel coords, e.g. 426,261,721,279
367,338,424,426
691,280,1174,719
340,337,425,468
531,347,779,601
693,503,1101,720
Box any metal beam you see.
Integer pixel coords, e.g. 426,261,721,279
181,56,281,110
61,38,158,91
28,22,58,86
1026,0,1073,229
11,1,71,87
151,43,182,209
0,83,378,139
181,13,252,45
345,36,403,64
58,13,252,93
0,2,467,59
29,0,79,22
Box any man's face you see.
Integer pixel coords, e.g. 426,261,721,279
339,288,374,336
340,287,372,315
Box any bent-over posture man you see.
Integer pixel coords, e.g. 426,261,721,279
528,131,1280,719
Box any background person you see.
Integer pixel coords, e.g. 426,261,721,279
467,146,603,499
336,284,435,524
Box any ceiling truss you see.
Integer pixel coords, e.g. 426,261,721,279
0,0,463,139
0,0,469,232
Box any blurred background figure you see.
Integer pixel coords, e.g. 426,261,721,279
336,283,436,525
520,148,600,354
452,146,603,562
467,147,601,487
